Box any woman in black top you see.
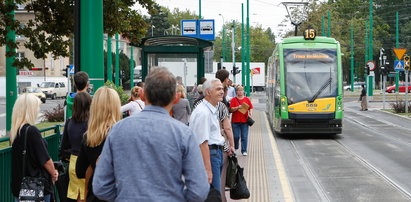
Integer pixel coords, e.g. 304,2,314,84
11,94,58,202
60,92,91,201
76,87,121,201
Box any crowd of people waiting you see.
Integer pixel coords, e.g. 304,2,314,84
10,67,253,202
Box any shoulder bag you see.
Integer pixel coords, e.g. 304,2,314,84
19,125,46,202
235,98,255,126
247,117,255,127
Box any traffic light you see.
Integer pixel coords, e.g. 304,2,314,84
231,66,241,76
217,62,222,70
62,65,69,77
404,55,410,71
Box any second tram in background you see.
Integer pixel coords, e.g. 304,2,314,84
266,28,343,134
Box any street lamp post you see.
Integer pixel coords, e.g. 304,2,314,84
231,21,236,83
151,25,155,37
219,14,226,63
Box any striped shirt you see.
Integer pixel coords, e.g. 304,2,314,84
193,99,229,122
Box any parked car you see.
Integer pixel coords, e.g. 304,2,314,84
39,81,67,99
23,87,46,103
386,83,411,93
344,82,365,91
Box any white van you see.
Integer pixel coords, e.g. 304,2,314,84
39,81,67,99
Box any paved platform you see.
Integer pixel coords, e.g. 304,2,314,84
224,93,294,202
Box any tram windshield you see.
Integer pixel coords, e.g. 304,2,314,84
284,49,337,104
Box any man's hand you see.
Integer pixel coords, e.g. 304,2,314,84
51,169,59,184
228,146,235,156
206,169,213,184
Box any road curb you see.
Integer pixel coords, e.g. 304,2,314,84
377,109,411,121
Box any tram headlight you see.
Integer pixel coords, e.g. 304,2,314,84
281,97,286,102
281,106,286,110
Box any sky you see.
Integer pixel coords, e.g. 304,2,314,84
133,0,295,39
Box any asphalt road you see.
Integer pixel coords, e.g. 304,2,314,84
247,91,411,201
273,102,411,201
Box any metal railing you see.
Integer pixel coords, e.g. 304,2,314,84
0,124,62,202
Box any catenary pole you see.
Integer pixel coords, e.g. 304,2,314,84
199,0,202,19
322,16,325,36
115,33,120,86
242,3,245,86
232,20,236,83
396,11,399,93
6,0,17,134
246,0,251,96
107,36,113,81
80,0,104,91
327,11,331,37
350,24,354,92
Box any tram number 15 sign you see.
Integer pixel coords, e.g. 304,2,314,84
304,28,316,40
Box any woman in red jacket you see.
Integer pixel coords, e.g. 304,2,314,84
230,86,253,156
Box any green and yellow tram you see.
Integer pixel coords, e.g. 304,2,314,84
266,29,343,134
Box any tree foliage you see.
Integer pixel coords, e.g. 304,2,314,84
213,22,276,64
0,0,155,69
289,0,398,83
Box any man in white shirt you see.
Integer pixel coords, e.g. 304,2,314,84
190,78,225,191
227,79,236,101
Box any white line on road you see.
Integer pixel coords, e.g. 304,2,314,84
0,113,5,118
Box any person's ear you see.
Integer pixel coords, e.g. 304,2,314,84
140,89,146,102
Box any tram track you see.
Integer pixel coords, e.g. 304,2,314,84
344,112,411,147
335,139,411,200
290,140,331,202
287,134,411,201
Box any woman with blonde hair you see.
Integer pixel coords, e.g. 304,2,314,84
121,86,145,116
76,87,121,202
171,84,191,125
11,94,58,202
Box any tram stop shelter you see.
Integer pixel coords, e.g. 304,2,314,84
139,36,213,90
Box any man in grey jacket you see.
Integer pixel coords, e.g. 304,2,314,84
93,67,209,202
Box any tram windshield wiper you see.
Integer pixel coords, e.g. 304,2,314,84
308,77,332,103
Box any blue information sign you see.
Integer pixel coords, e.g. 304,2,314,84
181,19,215,40
181,20,197,37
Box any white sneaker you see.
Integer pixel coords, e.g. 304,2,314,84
242,152,248,156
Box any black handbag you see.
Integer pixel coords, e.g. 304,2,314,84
54,160,70,202
225,155,238,188
205,185,222,202
247,116,255,126
19,126,46,202
230,166,250,200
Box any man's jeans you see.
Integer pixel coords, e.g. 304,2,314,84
209,148,223,191
232,122,249,153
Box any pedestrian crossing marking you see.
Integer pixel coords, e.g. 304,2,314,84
394,60,404,71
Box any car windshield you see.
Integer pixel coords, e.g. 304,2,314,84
285,48,338,104
40,82,54,88
26,88,37,93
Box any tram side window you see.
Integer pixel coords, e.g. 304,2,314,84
274,58,280,107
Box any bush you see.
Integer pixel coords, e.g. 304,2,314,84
43,104,64,122
104,81,130,105
390,99,411,113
